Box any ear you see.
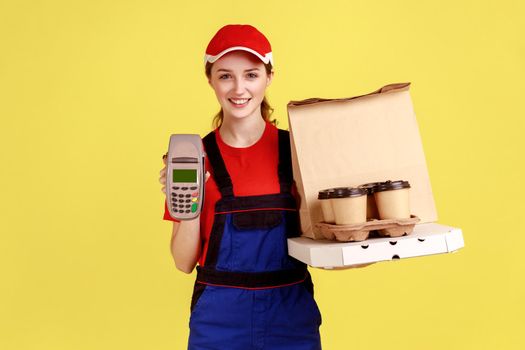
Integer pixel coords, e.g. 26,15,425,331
266,70,274,87
207,66,213,86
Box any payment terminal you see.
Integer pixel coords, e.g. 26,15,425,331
166,134,206,220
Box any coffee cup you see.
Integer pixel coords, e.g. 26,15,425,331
373,180,411,219
330,187,367,225
357,182,381,220
318,189,335,224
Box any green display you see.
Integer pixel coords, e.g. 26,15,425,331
173,169,197,183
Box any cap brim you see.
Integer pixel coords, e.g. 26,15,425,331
204,47,273,66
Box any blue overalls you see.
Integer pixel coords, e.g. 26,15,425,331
188,129,322,350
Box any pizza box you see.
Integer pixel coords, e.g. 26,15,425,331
287,223,464,269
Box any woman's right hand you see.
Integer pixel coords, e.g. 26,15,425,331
159,153,210,196
159,153,168,194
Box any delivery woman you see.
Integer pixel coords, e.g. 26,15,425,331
159,24,322,349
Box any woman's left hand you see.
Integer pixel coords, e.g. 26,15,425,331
327,262,376,270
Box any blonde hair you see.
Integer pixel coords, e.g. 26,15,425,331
205,61,278,129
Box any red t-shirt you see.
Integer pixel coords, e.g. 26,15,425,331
163,121,297,266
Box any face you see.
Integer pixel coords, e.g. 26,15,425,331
208,50,273,122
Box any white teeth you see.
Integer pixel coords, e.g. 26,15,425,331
230,98,249,105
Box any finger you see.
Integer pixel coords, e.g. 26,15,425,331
162,153,167,165
205,171,210,182
356,263,373,268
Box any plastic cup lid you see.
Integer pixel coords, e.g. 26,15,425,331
330,187,367,198
358,182,383,195
374,180,411,192
318,188,334,199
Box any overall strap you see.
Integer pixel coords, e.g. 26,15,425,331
277,129,293,193
202,131,234,198
203,128,293,197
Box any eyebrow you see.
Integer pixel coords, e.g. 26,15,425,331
216,68,260,72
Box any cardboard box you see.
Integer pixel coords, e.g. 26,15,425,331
287,82,437,239
287,223,464,269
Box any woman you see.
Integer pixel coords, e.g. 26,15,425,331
159,24,322,349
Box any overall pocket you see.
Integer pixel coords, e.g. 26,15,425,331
300,278,323,327
229,210,287,271
190,282,208,313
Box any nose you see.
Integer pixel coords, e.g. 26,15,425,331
233,77,246,95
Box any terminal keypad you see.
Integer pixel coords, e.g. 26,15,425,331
171,185,200,215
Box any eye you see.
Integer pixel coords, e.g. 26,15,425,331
247,73,258,78
219,74,231,80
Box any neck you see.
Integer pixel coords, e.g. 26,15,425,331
219,115,267,148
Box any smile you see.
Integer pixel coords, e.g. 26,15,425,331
229,98,251,107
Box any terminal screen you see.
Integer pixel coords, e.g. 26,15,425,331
173,169,197,183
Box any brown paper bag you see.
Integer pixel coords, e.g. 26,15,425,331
287,82,437,239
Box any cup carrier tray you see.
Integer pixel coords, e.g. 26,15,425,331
314,215,420,242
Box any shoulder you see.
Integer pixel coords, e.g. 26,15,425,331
267,121,289,136
203,128,217,141
275,126,290,142
267,124,291,152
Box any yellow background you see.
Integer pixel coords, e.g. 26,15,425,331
1,0,523,349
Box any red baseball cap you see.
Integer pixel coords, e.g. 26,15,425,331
204,24,273,66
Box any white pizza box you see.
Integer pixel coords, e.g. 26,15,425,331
287,223,464,269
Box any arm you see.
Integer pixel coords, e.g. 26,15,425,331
160,153,209,274
170,218,201,274
327,263,375,270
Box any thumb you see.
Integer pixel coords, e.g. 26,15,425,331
205,171,211,182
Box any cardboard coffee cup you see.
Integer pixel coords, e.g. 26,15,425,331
318,189,335,223
330,187,367,225
358,182,381,220
374,180,411,219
